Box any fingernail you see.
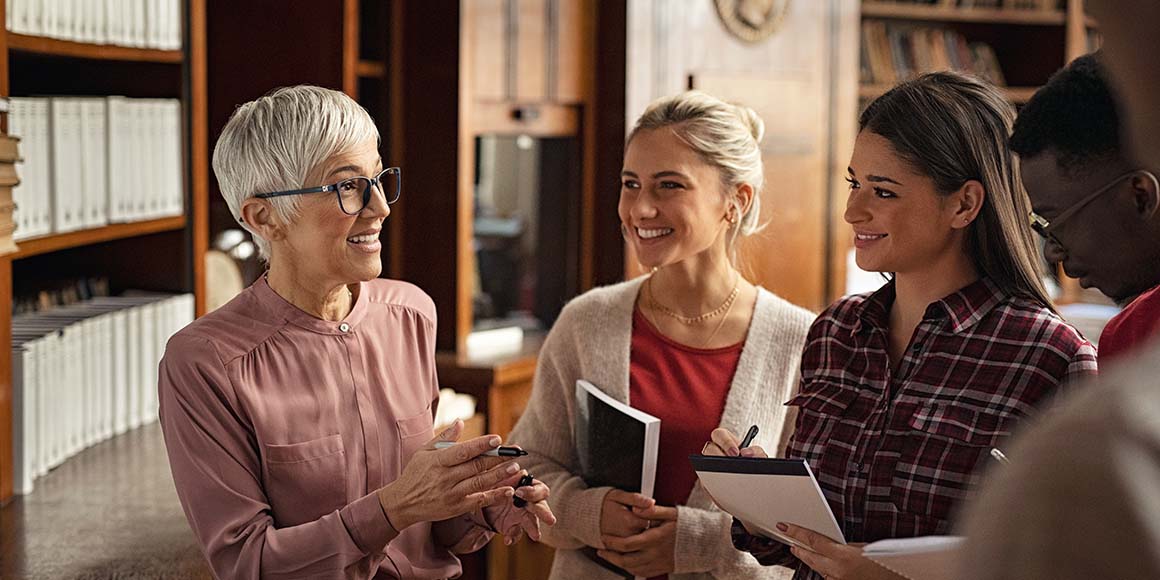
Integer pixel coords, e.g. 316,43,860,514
776,522,788,532
740,448,754,457
506,463,521,474
728,446,739,456
489,436,502,447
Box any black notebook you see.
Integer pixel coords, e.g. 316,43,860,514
574,379,661,579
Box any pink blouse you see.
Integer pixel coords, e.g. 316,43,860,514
158,277,492,579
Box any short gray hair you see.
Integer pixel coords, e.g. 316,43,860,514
628,91,766,246
211,85,380,259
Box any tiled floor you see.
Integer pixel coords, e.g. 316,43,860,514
0,423,211,579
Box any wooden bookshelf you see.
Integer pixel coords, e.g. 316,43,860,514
859,83,1039,103
861,3,1067,25
10,217,186,260
859,1,1095,101
7,33,183,64
0,0,209,504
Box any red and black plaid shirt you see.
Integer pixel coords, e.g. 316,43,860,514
732,278,1097,579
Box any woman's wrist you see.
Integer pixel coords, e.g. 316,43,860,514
377,484,414,531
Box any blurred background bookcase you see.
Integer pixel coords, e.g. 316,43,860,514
859,0,1099,105
0,0,209,503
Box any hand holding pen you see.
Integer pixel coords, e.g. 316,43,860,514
702,424,769,458
434,441,528,457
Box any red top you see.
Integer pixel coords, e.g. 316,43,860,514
629,307,741,509
1099,284,1160,363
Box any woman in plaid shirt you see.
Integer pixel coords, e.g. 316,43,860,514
705,72,1098,580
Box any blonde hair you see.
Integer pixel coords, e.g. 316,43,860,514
628,91,766,254
212,85,379,260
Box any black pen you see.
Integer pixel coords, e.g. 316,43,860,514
434,442,529,457
739,424,759,449
512,473,535,508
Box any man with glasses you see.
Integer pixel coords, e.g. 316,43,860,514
1011,53,1160,362
959,30,1160,580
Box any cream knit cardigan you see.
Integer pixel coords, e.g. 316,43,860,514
509,276,814,580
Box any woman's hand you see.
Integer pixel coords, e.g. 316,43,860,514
704,427,768,458
779,523,904,580
378,420,521,530
597,504,678,577
484,474,557,545
600,489,655,537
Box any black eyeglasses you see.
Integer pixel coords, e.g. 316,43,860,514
255,167,402,215
1028,169,1155,246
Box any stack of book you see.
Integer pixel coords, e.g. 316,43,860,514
861,21,1006,86
0,129,20,255
8,96,184,240
11,292,194,495
6,0,182,50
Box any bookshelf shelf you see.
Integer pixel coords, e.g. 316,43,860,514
11,217,186,260
861,3,1067,25
355,59,386,78
7,34,183,64
859,83,1039,103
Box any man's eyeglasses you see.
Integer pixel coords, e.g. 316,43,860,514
1028,169,1156,246
256,167,402,215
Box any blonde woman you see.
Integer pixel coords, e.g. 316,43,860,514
508,91,814,580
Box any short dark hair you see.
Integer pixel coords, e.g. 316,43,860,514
1010,53,1123,172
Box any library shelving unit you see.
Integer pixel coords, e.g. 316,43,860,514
0,0,209,503
859,0,1098,105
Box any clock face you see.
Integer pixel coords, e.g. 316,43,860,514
714,0,792,44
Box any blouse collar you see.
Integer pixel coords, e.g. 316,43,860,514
253,275,370,335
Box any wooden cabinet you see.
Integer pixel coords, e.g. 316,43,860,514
467,0,590,106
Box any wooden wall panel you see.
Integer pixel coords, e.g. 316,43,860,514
514,0,548,101
470,0,508,101
555,0,589,103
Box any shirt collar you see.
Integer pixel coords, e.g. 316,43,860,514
253,275,369,335
934,277,1006,334
853,277,1006,335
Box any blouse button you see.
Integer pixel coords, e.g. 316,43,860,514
339,323,351,333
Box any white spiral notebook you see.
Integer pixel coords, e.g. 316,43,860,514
690,455,846,550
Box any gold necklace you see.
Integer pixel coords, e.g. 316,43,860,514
698,285,739,349
648,273,739,325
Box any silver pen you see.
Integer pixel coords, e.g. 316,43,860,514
990,448,1011,465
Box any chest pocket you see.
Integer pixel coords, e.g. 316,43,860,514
890,402,1019,530
263,434,347,527
396,407,434,472
785,380,873,479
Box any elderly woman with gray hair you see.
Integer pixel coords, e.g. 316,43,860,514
158,85,555,580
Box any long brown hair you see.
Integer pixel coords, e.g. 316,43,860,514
859,71,1054,311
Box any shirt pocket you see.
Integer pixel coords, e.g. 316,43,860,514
890,402,1018,529
785,380,871,476
396,407,434,470
263,434,347,526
